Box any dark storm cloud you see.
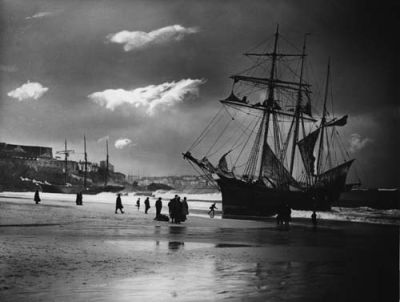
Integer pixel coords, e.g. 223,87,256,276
0,0,398,185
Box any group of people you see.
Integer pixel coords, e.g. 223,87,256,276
118,194,190,223
33,190,318,228
168,195,189,224
276,203,292,228
276,203,318,229
135,197,151,214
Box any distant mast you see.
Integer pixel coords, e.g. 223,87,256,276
56,139,74,185
84,135,88,189
64,140,68,184
104,139,109,187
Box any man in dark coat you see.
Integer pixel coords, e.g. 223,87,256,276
181,197,189,222
311,210,317,229
174,196,183,224
144,197,150,214
283,203,291,229
34,189,41,204
115,193,124,214
76,192,83,206
168,195,178,223
155,197,162,219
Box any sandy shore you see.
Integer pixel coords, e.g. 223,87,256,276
0,195,398,301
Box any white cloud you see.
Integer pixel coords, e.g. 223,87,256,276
349,133,373,153
26,11,60,20
88,78,206,115
106,24,199,51
115,138,134,149
8,81,48,101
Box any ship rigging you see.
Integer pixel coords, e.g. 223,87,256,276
183,25,358,217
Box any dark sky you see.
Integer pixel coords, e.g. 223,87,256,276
0,0,398,187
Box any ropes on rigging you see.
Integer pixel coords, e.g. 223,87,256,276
234,115,262,169
205,115,234,157
187,106,224,152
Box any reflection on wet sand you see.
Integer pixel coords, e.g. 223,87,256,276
92,250,344,301
168,226,186,235
168,241,184,250
105,240,213,251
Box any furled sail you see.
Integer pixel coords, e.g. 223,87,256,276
183,152,217,174
217,151,235,178
300,100,312,116
200,157,217,173
261,143,299,188
218,151,230,172
325,115,348,127
223,91,247,103
297,128,320,176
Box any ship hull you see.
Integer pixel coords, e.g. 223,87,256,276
217,176,331,218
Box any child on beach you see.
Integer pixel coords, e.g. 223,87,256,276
136,198,140,210
208,203,217,218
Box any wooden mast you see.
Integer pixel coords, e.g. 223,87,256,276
289,34,308,176
258,24,279,180
317,58,330,175
64,139,68,184
104,139,109,186
84,135,88,189
56,139,74,185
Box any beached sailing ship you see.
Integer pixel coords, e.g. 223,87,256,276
183,26,356,218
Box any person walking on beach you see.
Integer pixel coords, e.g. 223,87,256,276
136,198,140,210
34,189,41,204
144,197,150,214
155,197,162,219
115,193,124,214
76,192,83,206
311,210,317,229
276,204,284,226
208,203,217,218
283,203,291,229
181,197,189,222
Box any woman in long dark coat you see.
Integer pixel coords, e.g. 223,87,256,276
34,189,41,204
174,196,182,224
115,193,124,214
144,197,151,214
181,197,189,221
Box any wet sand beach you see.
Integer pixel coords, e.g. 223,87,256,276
0,194,398,301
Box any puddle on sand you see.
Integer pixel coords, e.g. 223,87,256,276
105,240,214,251
106,240,258,251
215,243,255,248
